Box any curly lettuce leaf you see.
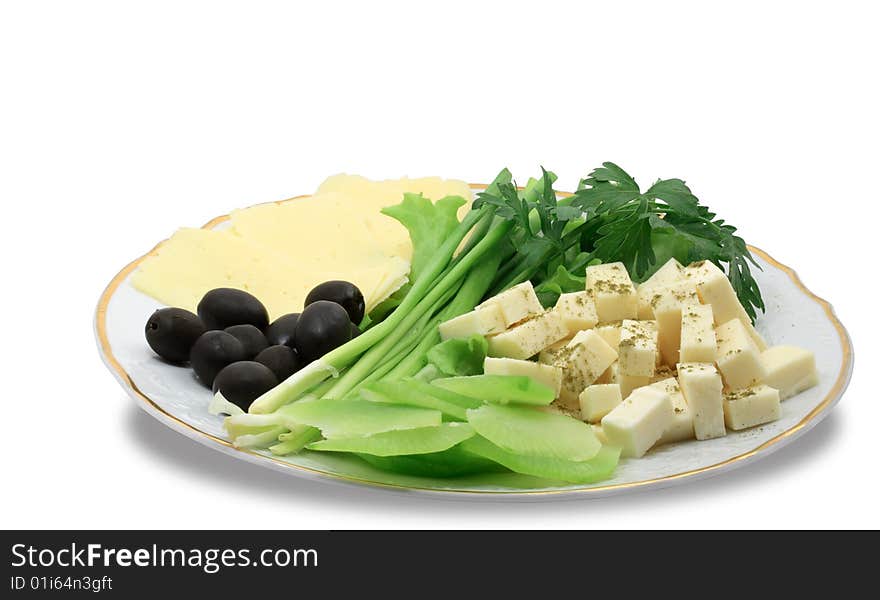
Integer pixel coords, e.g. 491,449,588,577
426,334,488,377
382,193,467,284
534,265,586,307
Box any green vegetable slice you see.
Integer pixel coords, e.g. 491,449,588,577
412,364,443,383
466,404,600,461
461,436,620,484
224,413,285,439
426,334,488,377
361,380,478,421
307,423,475,457
434,375,555,406
409,380,484,410
269,426,322,456
357,445,504,478
277,398,441,439
232,426,288,449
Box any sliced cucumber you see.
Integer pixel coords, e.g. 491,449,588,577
433,375,555,406
307,423,474,456
461,436,620,484
358,445,504,478
466,403,601,461
277,397,441,439
362,380,479,421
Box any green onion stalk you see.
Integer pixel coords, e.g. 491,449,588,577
322,218,513,400
384,246,504,381
249,205,510,413
339,280,463,398
489,218,589,297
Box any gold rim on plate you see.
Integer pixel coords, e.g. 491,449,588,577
94,186,854,496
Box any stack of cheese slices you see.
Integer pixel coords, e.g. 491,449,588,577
439,258,819,459
131,175,473,320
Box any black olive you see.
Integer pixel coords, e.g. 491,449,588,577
295,300,352,363
212,361,278,411
190,330,247,386
197,288,269,331
350,322,361,339
254,345,302,381
224,324,268,358
305,280,365,324
264,313,300,347
144,307,206,363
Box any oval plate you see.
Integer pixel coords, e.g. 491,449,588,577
95,186,853,499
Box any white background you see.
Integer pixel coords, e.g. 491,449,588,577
1,1,876,529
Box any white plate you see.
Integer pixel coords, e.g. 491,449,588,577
95,187,854,499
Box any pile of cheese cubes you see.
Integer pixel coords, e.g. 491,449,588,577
438,259,819,459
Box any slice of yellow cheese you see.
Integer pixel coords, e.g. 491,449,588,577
316,175,473,262
228,192,390,272
131,228,303,320
132,175,472,320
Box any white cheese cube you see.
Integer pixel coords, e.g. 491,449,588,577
554,329,618,404
677,362,725,440
484,357,563,398
651,364,677,383
438,303,506,340
761,345,819,400
618,319,658,377
715,319,766,390
487,310,568,360
619,374,653,398
595,364,614,384
650,377,694,445
478,281,544,328
594,321,622,351
649,281,700,367
585,262,638,322
637,258,685,319
537,337,572,365
579,384,623,423
723,384,781,430
605,361,652,398
680,304,717,363
601,386,674,458
684,260,766,350
554,291,598,333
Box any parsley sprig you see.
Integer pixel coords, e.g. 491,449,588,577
476,163,765,322
476,169,589,299
573,162,764,321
